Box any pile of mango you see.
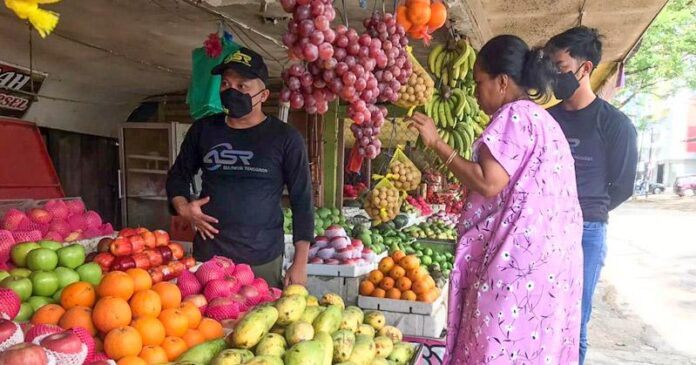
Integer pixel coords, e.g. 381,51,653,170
170,285,418,365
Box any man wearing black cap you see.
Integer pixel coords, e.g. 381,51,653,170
166,47,314,288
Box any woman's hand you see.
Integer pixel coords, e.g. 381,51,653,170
408,112,441,148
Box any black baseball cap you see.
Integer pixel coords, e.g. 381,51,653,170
211,47,269,85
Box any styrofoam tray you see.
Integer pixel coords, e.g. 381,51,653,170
358,287,446,315
307,261,377,277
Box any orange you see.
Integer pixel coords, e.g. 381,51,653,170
93,297,133,333
117,356,147,365
407,2,431,26
396,276,412,292
401,290,417,301
391,250,406,263
197,318,224,340
379,277,395,291
378,257,395,274
126,268,153,292
130,290,162,319
161,336,188,361
399,255,420,270
139,345,169,365
179,302,202,329
389,266,406,280
61,282,96,309
104,326,143,361
428,1,447,30
133,317,166,346
31,304,65,326
59,306,97,336
371,288,386,298
159,308,189,337
385,288,402,300
407,267,428,283
359,280,375,296
152,282,181,310
367,270,384,285
182,329,206,348
98,271,135,301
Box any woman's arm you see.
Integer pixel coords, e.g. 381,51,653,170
409,112,509,198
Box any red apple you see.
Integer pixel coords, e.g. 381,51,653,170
110,256,136,271
93,252,115,271
131,253,151,270
180,256,196,269
168,260,186,275
168,243,185,260
183,294,207,309
128,235,145,254
118,228,138,238
0,319,21,346
135,227,150,235
0,343,48,365
153,230,170,247
97,238,113,253
40,330,83,354
156,246,173,264
148,267,164,284
160,265,176,281
86,252,98,263
141,231,156,249
109,237,132,257
143,249,163,267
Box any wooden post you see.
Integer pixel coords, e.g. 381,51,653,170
322,101,340,208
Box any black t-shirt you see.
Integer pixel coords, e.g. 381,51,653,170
166,114,314,265
548,97,638,222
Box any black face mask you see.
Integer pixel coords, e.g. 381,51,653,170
220,88,265,118
553,65,585,100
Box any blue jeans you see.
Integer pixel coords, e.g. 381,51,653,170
579,221,608,365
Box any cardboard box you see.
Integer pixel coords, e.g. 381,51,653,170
382,303,447,338
358,287,446,315
306,275,362,306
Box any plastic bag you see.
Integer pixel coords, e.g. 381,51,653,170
386,146,422,192
364,178,403,225
393,46,435,114
187,38,240,120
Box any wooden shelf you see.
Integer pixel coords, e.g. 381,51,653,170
128,168,168,175
127,154,169,162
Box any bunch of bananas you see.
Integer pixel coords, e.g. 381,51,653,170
428,39,476,89
420,38,491,177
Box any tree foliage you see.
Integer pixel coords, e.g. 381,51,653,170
614,0,696,109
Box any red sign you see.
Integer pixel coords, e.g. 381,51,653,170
0,61,46,119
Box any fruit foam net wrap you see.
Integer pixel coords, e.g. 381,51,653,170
44,343,88,365
386,146,422,192
0,320,24,351
363,177,403,224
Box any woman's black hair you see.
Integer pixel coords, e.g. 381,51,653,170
476,35,557,102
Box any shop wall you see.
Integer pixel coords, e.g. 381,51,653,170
42,128,121,228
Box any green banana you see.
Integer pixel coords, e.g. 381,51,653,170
428,44,445,74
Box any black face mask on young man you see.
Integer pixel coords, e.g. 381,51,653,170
220,88,265,118
553,65,585,100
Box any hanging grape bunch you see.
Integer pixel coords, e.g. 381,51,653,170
279,0,412,161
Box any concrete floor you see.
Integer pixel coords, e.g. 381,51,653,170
585,195,696,364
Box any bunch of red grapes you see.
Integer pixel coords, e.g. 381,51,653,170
279,0,411,159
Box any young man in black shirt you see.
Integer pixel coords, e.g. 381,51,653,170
166,47,314,288
546,27,638,364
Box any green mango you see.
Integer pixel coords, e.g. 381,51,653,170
210,349,254,365
348,335,377,365
332,329,356,363
230,305,279,349
275,294,307,325
284,340,325,365
176,339,227,364
313,305,342,334
255,333,287,357
245,356,285,365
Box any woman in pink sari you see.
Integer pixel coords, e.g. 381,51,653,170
410,35,583,364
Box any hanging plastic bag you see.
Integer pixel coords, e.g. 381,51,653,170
393,46,435,115
187,36,240,120
386,145,422,192
364,177,403,225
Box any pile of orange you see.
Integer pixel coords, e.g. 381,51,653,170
360,250,440,303
30,268,225,365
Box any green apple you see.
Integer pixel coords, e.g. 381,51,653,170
28,296,55,312
15,302,34,322
9,268,32,278
0,270,9,283
38,240,63,251
76,263,102,286
54,267,80,288
26,248,59,271
0,276,33,301
52,287,64,302
30,271,59,297
56,244,86,269
11,242,40,267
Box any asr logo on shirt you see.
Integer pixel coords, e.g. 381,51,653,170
203,143,268,173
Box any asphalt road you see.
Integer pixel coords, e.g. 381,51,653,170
585,196,696,364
